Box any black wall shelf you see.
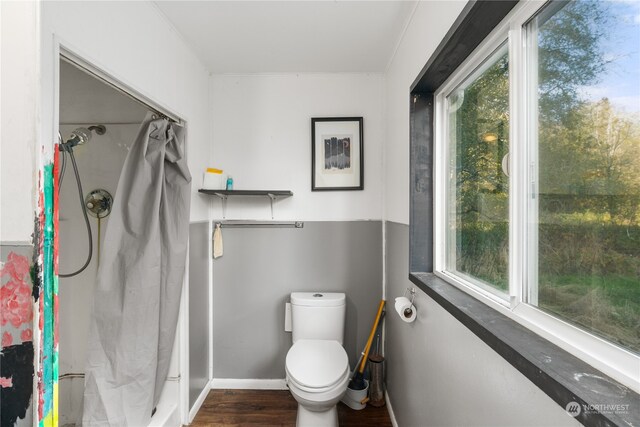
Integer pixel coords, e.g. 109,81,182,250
198,189,293,197
198,189,293,218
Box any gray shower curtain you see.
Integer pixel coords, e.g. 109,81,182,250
83,113,191,426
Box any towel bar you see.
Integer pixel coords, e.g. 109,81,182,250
214,221,303,229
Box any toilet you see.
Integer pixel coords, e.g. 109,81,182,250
285,292,350,427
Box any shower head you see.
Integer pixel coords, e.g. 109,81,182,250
59,125,106,152
67,127,92,146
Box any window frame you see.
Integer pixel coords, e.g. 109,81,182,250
431,0,640,392
436,38,512,306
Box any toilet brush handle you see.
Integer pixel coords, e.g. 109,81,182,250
358,300,385,374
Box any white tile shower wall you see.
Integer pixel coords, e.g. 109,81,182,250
210,74,384,221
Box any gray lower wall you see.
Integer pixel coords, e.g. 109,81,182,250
384,221,580,427
189,222,210,407
212,220,383,379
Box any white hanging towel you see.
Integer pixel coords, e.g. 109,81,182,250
213,223,224,258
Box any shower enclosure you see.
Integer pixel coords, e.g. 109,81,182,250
57,58,187,426
57,121,139,425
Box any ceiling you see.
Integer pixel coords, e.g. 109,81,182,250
153,1,417,74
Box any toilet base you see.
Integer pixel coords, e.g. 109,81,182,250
296,404,338,427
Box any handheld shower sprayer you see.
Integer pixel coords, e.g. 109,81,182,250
58,124,107,278
60,127,90,151
59,125,106,152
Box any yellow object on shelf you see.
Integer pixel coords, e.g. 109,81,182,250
203,168,227,190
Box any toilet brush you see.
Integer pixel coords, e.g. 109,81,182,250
349,311,385,384
349,300,385,391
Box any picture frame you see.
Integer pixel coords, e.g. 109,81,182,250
311,117,364,191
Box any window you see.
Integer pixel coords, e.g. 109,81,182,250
530,0,640,357
433,0,639,387
445,44,510,298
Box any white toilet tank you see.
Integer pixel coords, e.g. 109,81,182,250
291,292,345,344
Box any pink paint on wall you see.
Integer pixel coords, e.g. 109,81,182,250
0,377,14,388
1,252,33,330
2,331,13,347
21,328,33,342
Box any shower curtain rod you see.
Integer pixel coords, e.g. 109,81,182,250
60,54,180,124
59,122,145,126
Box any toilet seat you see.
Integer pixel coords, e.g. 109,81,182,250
286,340,349,393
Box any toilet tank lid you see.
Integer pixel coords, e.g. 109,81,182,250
291,292,345,307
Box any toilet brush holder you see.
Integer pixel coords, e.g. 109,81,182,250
368,354,385,407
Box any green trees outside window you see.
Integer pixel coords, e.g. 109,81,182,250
535,1,639,353
445,0,639,353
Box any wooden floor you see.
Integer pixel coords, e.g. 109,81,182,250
191,389,392,427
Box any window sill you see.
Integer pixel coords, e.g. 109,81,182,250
409,272,639,427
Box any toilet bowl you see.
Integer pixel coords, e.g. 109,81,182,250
286,339,350,427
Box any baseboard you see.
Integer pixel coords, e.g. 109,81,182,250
210,378,288,390
385,390,398,427
189,379,213,422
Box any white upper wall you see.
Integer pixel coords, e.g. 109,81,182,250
2,0,466,239
210,74,384,221
0,1,39,242
384,0,467,225
40,0,212,222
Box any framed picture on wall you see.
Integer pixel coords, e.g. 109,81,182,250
311,117,364,191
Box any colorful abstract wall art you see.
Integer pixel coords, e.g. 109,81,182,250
1,248,35,427
35,158,59,427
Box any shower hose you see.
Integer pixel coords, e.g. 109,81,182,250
58,148,93,278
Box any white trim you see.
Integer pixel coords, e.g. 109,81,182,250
435,271,510,308
437,40,512,305
524,11,540,307
179,252,191,425
432,91,446,274
210,378,289,390
508,15,526,310
189,378,213,423
384,390,399,427
208,221,214,381
514,303,640,391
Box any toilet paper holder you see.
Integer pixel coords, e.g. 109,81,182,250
403,287,416,316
